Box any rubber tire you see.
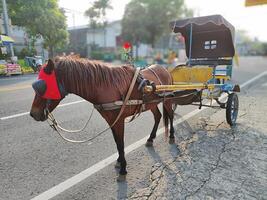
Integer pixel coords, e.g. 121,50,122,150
226,93,239,126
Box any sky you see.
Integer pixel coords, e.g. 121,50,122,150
58,0,267,42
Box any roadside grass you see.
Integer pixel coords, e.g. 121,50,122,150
18,59,34,74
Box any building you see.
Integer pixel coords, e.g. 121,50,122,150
68,20,122,58
0,17,48,58
68,20,185,59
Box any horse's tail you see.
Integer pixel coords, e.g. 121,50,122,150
163,103,169,139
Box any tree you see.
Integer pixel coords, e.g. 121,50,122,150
85,0,112,47
7,0,68,57
85,6,100,46
121,1,149,58
262,42,267,56
122,0,193,49
93,0,112,18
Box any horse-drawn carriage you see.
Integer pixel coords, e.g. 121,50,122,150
30,15,239,181
144,14,240,126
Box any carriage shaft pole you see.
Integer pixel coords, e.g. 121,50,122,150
144,84,215,93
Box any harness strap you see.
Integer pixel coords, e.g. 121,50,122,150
94,100,143,111
147,67,163,85
108,67,141,126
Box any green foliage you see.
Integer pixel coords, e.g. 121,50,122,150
21,66,34,73
93,0,113,16
85,7,100,28
262,43,267,56
18,59,34,73
16,47,37,59
85,0,112,25
17,59,27,67
7,0,68,57
91,51,104,60
19,48,30,58
0,64,7,75
121,1,149,45
122,0,193,47
84,0,112,48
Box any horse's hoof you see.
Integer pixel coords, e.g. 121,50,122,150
114,161,121,169
169,138,175,144
145,141,153,147
117,174,126,182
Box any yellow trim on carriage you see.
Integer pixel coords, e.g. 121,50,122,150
170,66,213,83
144,84,216,93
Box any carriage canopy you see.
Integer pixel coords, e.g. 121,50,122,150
170,15,235,60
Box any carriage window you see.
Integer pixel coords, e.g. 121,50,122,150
204,40,217,50
211,40,217,49
204,41,210,49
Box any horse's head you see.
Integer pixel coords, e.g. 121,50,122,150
30,59,67,121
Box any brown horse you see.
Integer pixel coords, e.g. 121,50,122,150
30,57,175,181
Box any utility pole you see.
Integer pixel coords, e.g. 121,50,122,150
2,0,14,57
61,7,84,27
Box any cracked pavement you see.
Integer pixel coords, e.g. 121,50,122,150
129,77,267,200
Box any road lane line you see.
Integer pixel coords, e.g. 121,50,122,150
0,100,86,121
0,111,30,120
0,84,32,92
240,71,267,88
30,71,267,200
58,100,85,107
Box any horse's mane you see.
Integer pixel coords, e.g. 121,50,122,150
55,57,134,96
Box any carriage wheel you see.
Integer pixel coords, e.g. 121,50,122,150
226,93,239,126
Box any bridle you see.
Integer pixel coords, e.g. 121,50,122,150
33,67,141,143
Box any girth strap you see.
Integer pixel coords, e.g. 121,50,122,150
94,100,143,111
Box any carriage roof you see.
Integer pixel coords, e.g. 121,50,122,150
170,15,235,60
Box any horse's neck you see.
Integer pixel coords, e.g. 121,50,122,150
60,66,131,104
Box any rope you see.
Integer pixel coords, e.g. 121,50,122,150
47,107,94,133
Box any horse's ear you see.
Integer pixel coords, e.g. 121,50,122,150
44,59,54,74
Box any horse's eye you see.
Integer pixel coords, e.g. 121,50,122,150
32,80,47,96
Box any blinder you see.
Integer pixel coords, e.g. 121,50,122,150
32,79,47,97
32,65,68,100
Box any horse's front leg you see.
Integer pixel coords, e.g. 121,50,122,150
111,119,127,181
146,106,162,147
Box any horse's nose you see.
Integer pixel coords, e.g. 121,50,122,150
30,111,41,121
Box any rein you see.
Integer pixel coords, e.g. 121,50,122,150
46,67,141,143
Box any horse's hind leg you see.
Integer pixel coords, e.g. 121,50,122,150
164,101,175,144
146,106,162,147
111,120,127,181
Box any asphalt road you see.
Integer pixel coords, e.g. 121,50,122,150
0,57,266,200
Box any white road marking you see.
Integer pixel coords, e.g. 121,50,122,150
0,100,86,120
30,71,267,200
0,111,30,120
240,71,267,88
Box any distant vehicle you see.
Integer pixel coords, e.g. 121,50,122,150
25,56,43,72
